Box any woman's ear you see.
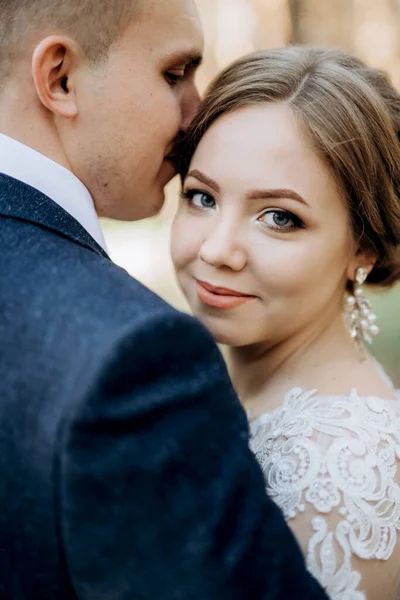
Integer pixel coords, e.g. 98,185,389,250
346,246,377,282
31,35,81,119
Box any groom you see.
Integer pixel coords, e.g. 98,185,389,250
0,1,327,598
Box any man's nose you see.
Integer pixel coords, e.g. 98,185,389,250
181,83,201,132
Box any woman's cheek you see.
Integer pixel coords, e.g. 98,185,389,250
171,215,199,271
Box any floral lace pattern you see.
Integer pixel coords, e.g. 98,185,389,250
249,388,400,600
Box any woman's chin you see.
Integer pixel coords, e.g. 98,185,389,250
195,315,249,347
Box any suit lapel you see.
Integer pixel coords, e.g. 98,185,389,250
0,173,110,259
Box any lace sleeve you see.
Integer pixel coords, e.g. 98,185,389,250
249,388,400,600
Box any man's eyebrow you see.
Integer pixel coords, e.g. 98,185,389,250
165,50,203,67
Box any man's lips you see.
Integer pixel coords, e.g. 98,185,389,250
195,280,256,309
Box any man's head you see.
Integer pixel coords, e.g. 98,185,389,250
0,0,203,220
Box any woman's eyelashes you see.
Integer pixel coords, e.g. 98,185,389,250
181,189,305,231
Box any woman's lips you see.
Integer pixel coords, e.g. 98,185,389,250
195,280,256,309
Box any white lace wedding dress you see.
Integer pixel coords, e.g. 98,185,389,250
249,384,400,600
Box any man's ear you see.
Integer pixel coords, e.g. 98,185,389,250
31,36,81,119
346,246,377,282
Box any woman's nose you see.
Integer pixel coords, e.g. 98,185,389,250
199,223,247,271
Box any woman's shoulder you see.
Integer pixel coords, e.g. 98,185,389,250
249,387,400,599
249,386,400,446
249,385,400,527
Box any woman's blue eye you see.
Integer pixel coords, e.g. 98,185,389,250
183,190,216,209
259,209,301,230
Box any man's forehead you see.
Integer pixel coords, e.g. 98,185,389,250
136,0,204,62
162,1,204,59
141,0,203,33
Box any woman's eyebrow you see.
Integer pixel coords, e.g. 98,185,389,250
245,188,310,207
186,169,219,192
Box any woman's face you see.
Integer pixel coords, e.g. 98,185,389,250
171,103,358,348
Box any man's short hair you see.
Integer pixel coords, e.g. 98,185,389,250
0,0,140,83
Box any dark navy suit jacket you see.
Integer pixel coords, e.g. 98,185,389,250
0,174,327,599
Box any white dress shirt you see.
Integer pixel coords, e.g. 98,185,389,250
0,133,106,250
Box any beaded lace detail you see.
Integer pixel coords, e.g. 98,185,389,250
249,387,400,599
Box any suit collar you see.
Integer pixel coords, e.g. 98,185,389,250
0,174,110,259
0,134,106,250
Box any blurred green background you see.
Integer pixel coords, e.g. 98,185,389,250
101,0,400,387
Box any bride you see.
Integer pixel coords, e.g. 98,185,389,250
171,47,400,599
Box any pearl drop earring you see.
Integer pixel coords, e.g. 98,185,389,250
344,267,379,348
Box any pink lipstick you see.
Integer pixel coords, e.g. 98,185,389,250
196,280,256,309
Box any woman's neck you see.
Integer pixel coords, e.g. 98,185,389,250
227,311,365,417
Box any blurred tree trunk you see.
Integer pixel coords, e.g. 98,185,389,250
250,0,292,48
288,0,355,51
354,0,400,88
196,0,220,91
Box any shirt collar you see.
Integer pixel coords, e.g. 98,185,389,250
0,133,106,250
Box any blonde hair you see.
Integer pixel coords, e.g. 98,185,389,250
181,47,400,287
0,0,140,82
